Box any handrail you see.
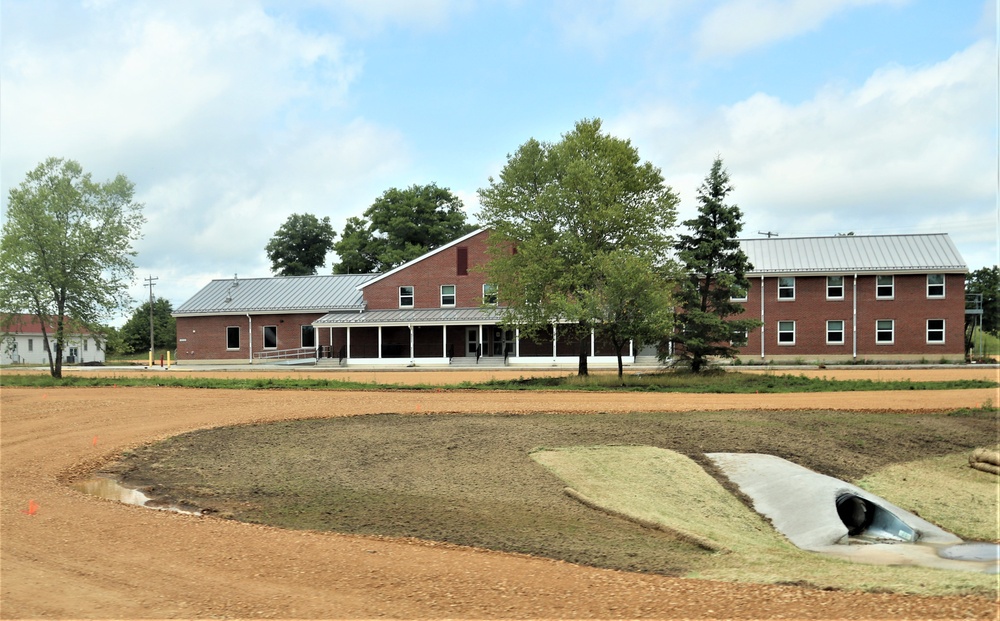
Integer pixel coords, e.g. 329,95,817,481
253,347,316,360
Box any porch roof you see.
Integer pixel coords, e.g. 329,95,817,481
313,307,505,327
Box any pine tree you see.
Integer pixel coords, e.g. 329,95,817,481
672,157,760,372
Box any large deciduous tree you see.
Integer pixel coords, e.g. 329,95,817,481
672,156,759,372
118,297,177,354
0,158,145,377
964,265,999,357
266,213,336,276
478,118,679,376
331,183,475,273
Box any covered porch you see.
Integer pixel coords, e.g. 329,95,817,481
312,308,637,367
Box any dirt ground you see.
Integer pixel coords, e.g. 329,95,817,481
2,367,999,619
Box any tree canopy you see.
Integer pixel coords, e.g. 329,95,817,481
266,213,336,276
118,297,177,354
478,118,679,375
331,183,475,273
965,265,999,358
0,158,145,377
672,156,759,372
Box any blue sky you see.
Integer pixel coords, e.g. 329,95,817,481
1,0,996,324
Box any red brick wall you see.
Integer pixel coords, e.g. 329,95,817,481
362,230,493,310
734,273,966,360
176,313,332,361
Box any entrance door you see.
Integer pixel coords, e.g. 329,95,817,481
466,328,479,357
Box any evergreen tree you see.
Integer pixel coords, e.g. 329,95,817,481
672,156,760,372
118,297,176,354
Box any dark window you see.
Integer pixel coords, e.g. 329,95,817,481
301,325,315,348
457,247,468,276
226,326,240,349
876,319,894,343
441,285,456,306
876,275,894,298
778,277,795,299
777,320,795,344
827,320,844,344
927,319,945,343
927,274,945,298
399,286,414,308
827,276,844,299
263,325,277,349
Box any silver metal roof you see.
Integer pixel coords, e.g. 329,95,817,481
174,274,377,315
739,234,966,275
314,307,505,327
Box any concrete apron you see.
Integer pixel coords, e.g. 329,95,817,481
708,453,999,574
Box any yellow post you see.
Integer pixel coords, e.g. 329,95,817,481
148,350,153,367
167,350,171,369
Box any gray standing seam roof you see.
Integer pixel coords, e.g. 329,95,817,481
739,234,966,274
173,274,377,315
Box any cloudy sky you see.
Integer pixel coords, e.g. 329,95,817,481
1,0,996,325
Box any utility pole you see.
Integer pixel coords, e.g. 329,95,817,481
144,275,158,366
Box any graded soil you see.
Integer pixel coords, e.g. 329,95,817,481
2,368,999,619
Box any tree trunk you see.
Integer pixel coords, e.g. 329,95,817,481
577,327,589,376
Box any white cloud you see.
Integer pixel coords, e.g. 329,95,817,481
695,0,907,58
613,39,996,266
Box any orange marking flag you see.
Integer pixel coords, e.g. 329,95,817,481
24,500,39,516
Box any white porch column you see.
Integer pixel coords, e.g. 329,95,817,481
409,325,415,360
590,329,595,356
442,326,447,357
346,326,351,359
515,328,520,357
478,324,483,357
378,326,383,359
552,323,557,358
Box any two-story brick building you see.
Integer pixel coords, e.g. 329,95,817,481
174,230,969,366
732,233,968,363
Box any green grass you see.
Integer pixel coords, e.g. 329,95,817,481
1,368,996,393
532,446,998,597
968,327,1000,358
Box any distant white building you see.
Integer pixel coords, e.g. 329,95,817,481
1,314,105,365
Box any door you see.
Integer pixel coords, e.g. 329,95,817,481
466,328,479,357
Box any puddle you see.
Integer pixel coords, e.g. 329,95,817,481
72,475,203,516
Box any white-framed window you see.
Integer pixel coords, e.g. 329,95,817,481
226,326,240,350
730,284,748,302
777,320,795,345
927,274,945,298
876,275,894,299
301,325,315,348
876,319,894,344
441,284,456,307
483,283,498,305
399,286,414,308
827,276,844,300
778,277,795,300
826,320,845,344
927,319,945,343
731,329,749,347
263,325,277,349
27,338,33,352
84,339,88,351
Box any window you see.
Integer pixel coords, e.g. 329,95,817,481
827,320,845,344
441,285,456,307
927,274,945,298
778,277,795,300
84,339,88,351
876,319,894,344
876,275,894,299
777,320,795,345
731,329,749,347
483,283,498,305
28,338,33,352
827,276,844,299
263,325,277,349
226,326,240,350
399,286,414,308
927,319,945,343
730,284,748,302
301,325,315,348
457,247,468,276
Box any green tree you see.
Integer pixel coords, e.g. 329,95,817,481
965,265,999,357
266,213,336,276
0,158,144,378
478,118,679,376
672,156,759,372
118,297,177,354
582,250,677,379
331,183,474,273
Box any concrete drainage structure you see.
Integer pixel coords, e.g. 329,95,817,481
708,453,999,573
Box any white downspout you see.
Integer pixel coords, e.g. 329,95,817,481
852,274,858,360
246,314,253,363
759,276,765,360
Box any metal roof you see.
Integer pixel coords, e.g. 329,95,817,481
738,234,967,275
314,307,505,327
173,274,377,315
